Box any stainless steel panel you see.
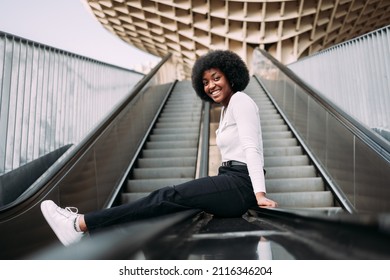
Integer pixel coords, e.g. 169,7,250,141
54,80,173,210
355,140,390,212
282,79,296,126
307,99,327,163
325,116,355,205
291,83,309,140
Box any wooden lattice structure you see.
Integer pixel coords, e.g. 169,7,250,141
85,0,390,78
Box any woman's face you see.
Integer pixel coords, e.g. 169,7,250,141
202,68,233,107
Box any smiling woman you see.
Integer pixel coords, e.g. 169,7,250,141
40,49,277,247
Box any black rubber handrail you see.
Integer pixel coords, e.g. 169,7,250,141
30,209,202,259
198,101,210,178
249,206,390,259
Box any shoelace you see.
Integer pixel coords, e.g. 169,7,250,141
57,206,79,218
65,207,79,214
58,206,82,233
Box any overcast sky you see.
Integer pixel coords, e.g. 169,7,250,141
0,0,160,69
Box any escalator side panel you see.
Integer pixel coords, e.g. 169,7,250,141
0,83,173,259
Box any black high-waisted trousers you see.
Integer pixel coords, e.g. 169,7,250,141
84,165,258,232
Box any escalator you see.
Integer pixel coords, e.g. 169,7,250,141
121,81,202,204
2,50,389,260
26,72,390,259
245,78,342,213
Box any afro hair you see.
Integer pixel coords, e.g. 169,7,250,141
191,50,250,102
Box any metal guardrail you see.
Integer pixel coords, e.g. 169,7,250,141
0,31,144,175
253,48,390,214
287,25,390,141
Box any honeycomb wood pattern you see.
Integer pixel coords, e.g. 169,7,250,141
86,0,390,78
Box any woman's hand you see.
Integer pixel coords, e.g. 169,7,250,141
255,192,277,208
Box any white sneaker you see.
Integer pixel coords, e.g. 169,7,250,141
41,200,84,246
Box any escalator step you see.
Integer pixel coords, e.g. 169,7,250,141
149,133,199,141
152,127,200,134
132,167,195,179
137,157,196,168
267,191,334,208
261,124,289,132
265,177,324,193
126,178,193,192
142,148,197,158
263,138,298,148
261,119,285,126
264,155,309,167
265,165,317,179
262,131,293,139
145,140,198,149
155,122,199,129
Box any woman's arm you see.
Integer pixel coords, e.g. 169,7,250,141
233,93,277,208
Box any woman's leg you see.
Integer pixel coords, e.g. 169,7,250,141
41,166,257,246
84,166,257,232
84,186,192,231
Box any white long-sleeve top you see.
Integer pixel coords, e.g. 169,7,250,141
216,91,266,194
